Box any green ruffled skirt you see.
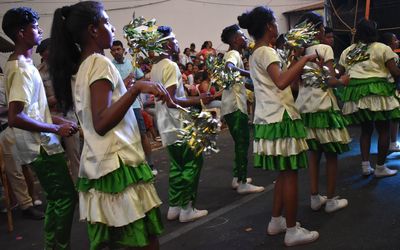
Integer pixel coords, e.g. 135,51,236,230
301,109,351,154
340,77,400,124
77,160,163,250
253,112,308,171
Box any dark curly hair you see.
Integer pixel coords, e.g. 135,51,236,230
221,24,240,44
238,6,275,40
2,7,39,41
354,18,379,44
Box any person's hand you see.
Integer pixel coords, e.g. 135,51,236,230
124,73,135,88
133,80,171,105
304,53,319,63
339,74,350,86
56,122,78,137
199,92,214,105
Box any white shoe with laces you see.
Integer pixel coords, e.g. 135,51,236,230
231,177,252,189
167,206,181,220
178,202,208,222
325,197,348,213
33,199,43,206
362,164,374,176
389,141,400,152
179,207,208,223
374,165,397,178
237,183,264,194
267,216,300,235
284,225,319,247
310,194,327,211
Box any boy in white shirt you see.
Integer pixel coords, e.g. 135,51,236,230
2,7,77,249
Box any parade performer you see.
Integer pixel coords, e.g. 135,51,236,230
2,7,77,249
220,24,264,194
238,6,319,247
294,12,350,213
150,26,214,223
49,1,167,249
380,32,400,152
338,19,400,177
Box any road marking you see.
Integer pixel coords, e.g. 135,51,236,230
159,183,274,245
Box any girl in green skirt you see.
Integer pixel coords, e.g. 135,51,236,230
295,12,351,213
238,6,319,247
49,1,169,249
338,19,400,177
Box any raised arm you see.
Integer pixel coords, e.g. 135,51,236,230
268,54,317,90
90,79,168,136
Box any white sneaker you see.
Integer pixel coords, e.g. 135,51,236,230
362,164,374,176
33,199,42,206
179,207,208,223
389,141,400,152
231,177,253,189
310,194,327,211
151,169,158,176
267,216,300,235
167,206,181,220
284,225,319,247
325,197,348,213
374,165,397,178
237,183,264,194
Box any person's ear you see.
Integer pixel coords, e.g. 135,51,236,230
16,28,25,40
88,24,98,38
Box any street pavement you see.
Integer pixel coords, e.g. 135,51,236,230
1,126,400,249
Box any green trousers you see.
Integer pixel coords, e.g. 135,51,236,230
31,150,77,250
167,143,203,207
224,110,249,183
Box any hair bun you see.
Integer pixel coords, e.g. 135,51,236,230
61,6,71,19
238,13,250,29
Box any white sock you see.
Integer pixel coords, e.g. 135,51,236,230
376,164,385,169
270,216,282,224
361,161,370,167
286,226,297,233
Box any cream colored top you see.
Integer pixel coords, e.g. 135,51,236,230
4,58,64,164
388,54,399,83
221,50,247,116
339,42,397,79
249,46,300,124
296,44,339,113
74,54,144,179
150,58,185,146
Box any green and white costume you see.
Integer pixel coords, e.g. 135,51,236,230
249,46,308,170
4,58,77,250
296,44,351,153
339,42,400,123
151,58,204,207
74,54,163,250
222,50,250,182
